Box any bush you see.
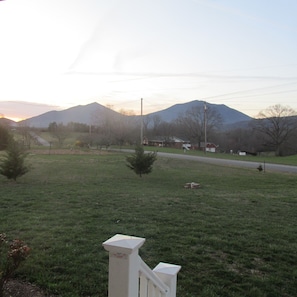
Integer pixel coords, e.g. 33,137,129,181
0,234,30,297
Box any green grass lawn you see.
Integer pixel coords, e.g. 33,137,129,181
1,150,297,297
34,131,297,166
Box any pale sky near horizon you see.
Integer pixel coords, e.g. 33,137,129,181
1,0,297,121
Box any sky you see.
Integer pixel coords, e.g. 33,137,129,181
1,0,297,122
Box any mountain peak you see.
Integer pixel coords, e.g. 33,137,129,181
147,100,251,125
19,100,252,128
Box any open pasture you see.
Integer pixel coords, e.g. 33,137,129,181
1,150,297,297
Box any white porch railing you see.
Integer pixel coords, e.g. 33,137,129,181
103,234,181,297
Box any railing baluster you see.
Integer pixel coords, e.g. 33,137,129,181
139,257,169,295
139,273,148,297
147,280,155,297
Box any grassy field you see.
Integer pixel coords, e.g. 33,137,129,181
134,145,297,166
1,149,297,297
35,130,297,166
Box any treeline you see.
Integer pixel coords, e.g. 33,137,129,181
1,104,297,156
44,104,297,156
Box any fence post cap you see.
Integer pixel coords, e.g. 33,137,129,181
154,262,181,276
103,234,145,254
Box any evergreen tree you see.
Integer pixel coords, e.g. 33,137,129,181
0,125,12,151
126,145,157,177
0,140,29,181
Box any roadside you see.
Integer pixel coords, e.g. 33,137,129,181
116,148,297,174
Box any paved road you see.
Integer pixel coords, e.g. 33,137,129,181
157,152,297,174
30,132,50,147
118,149,297,174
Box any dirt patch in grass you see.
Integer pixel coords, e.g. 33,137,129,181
3,280,56,297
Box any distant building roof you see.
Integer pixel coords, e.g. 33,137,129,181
148,136,189,143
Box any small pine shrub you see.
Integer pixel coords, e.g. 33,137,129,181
126,145,157,177
0,125,12,151
0,140,29,181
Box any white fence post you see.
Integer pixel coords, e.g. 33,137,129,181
153,262,181,297
103,234,145,297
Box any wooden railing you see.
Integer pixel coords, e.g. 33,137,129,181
103,234,181,297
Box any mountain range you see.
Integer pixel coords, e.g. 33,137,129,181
147,100,251,125
2,100,252,128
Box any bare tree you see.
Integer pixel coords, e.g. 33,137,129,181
142,115,151,137
113,114,139,146
18,122,32,149
48,122,69,148
219,127,261,154
91,106,139,147
93,106,116,146
152,114,162,135
253,104,297,156
177,105,223,148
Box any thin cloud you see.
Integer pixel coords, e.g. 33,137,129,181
67,22,104,71
192,0,297,33
65,70,297,82
68,6,118,72
68,15,106,71
0,101,59,108
0,101,61,120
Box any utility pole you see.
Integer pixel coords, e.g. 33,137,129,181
140,98,143,145
204,101,207,154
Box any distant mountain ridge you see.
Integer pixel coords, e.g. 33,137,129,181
147,100,251,125
12,100,252,128
0,117,17,127
21,102,120,128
